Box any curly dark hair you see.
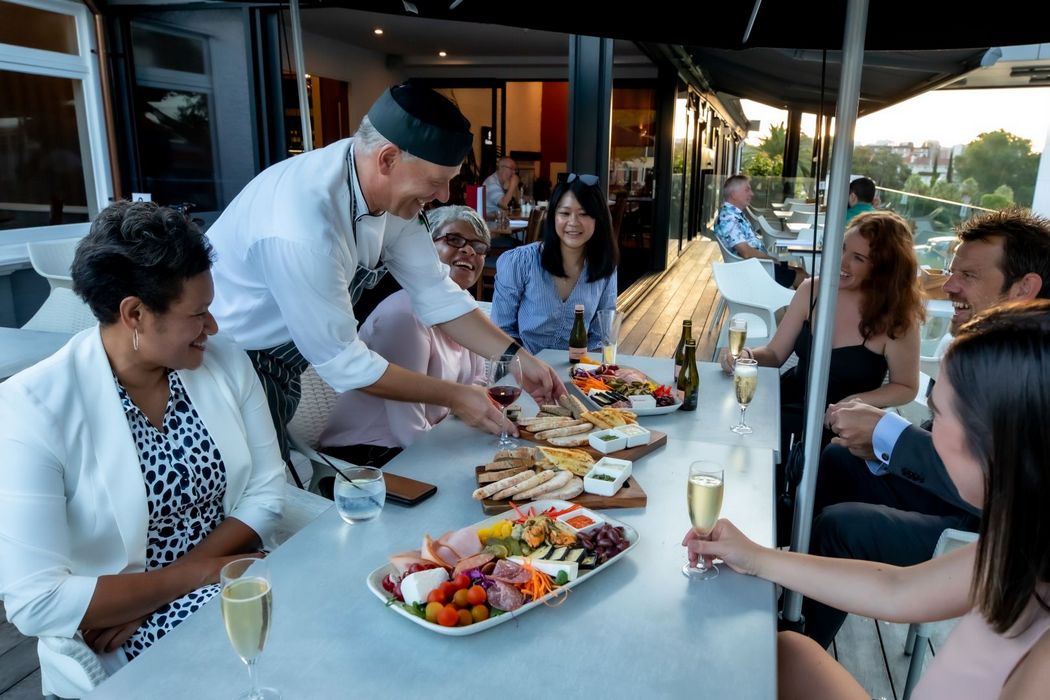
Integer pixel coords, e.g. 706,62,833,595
71,200,215,324
956,207,1050,298
849,210,925,339
540,177,618,282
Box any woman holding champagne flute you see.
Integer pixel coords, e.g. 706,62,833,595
690,302,1050,699
0,202,284,695
719,212,923,477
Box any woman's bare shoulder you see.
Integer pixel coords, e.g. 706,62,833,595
1000,623,1050,698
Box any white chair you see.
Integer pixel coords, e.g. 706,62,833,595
286,366,355,494
265,481,332,550
902,528,979,700
712,237,776,335
895,371,933,426
22,239,95,333
772,197,807,210
711,259,795,359
27,238,79,290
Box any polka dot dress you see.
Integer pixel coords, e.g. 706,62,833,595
116,370,229,660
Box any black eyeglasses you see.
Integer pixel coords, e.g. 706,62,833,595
558,172,600,186
436,233,489,256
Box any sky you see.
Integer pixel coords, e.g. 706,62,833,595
742,87,1050,153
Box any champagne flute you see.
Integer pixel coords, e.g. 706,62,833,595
487,355,523,449
683,461,724,580
728,317,748,364
221,558,280,700
731,358,758,435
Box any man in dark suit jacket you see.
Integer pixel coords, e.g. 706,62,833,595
800,207,1050,648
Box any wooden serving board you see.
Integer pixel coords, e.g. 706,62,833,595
473,466,647,515
516,427,667,461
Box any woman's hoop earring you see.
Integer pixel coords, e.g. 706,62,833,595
132,328,140,352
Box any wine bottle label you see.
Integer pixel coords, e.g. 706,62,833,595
674,362,682,381
569,345,587,362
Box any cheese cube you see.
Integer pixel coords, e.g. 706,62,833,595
398,567,449,606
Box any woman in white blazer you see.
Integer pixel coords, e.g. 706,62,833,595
0,201,285,695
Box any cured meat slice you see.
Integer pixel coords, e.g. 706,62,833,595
451,552,496,578
487,580,524,611
490,558,530,584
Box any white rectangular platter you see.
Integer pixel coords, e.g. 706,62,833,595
365,499,638,636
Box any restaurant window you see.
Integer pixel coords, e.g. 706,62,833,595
129,21,219,212
609,84,657,278
0,0,110,235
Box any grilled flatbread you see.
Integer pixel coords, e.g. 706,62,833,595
483,458,532,472
473,470,536,500
478,465,531,484
494,469,557,500
537,447,595,476
534,422,594,440
546,433,592,447
544,476,585,500
516,470,574,500
494,447,535,461
581,408,637,429
559,394,589,419
539,404,572,417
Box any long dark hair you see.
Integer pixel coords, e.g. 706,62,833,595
944,300,1050,634
850,210,925,339
540,177,618,282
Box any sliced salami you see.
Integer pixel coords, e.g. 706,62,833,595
487,580,525,611
490,558,531,584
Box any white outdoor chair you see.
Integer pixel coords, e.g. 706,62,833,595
22,239,95,333
901,528,979,700
895,371,933,426
772,197,807,210
27,238,79,289
286,366,356,494
712,237,776,335
711,259,795,359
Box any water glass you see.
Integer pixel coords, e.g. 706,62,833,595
334,466,386,524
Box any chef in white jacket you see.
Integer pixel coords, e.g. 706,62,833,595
206,82,563,461
0,201,284,696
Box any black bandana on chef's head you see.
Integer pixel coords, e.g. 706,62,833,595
366,82,473,167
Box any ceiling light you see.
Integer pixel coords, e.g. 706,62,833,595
438,51,448,57
373,28,384,35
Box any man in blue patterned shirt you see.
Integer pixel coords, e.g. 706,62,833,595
714,175,804,288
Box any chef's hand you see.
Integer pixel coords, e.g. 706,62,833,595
451,384,518,436
517,352,567,404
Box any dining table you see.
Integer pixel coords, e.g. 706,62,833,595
0,326,73,380
87,353,781,699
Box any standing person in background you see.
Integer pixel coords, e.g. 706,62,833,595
319,205,490,472
846,176,877,224
483,157,520,215
491,172,618,354
205,82,563,466
714,174,806,289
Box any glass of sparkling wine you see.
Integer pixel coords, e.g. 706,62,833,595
731,358,758,435
728,317,748,363
487,356,523,449
334,466,386,524
597,309,622,365
684,461,724,580
221,558,280,700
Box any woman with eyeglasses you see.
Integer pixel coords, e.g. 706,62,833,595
319,205,490,469
491,173,619,355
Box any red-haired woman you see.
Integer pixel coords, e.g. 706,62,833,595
722,211,924,525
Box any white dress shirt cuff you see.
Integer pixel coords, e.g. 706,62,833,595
866,411,911,475
312,338,390,393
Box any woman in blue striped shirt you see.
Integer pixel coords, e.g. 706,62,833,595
492,173,619,354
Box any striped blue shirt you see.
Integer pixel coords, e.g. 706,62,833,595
491,242,617,354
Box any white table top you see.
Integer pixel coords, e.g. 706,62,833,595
89,356,779,699
0,327,72,380
540,351,782,461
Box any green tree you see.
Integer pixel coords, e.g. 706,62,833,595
757,123,786,159
979,184,1015,210
851,145,912,190
753,123,812,179
741,147,782,177
954,130,1038,207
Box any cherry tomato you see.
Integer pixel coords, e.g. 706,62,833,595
452,589,471,608
466,585,487,606
439,581,457,600
470,605,490,623
426,588,447,605
425,601,443,623
451,573,471,591
437,605,459,627
457,609,473,626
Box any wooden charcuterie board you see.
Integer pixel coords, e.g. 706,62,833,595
473,466,647,515
516,427,667,461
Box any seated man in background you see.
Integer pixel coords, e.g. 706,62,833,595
845,176,877,224
714,174,806,289
483,157,520,215
802,206,1050,648
319,205,490,474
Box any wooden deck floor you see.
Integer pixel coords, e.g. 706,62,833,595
0,237,943,699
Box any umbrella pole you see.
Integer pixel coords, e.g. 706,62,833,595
782,0,869,626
